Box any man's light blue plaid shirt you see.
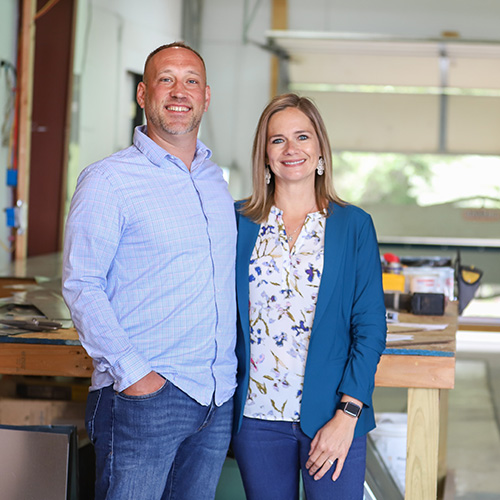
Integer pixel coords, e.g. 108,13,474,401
63,126,237,406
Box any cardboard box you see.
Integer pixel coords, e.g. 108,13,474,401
382,273,405,293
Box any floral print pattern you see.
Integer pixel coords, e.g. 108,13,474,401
244,206,325,421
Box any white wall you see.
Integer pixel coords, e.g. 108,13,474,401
67,0,183,200
0,1,19,271
199,0,271,200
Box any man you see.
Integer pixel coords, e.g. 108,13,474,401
62,42,237,500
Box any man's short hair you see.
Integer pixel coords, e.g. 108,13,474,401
143,41,206,81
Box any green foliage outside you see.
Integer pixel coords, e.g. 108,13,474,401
332,152,500,207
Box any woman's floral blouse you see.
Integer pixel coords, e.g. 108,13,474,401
243,206,325,421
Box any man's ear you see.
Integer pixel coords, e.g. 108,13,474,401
136,81,146,109
204,85,211,112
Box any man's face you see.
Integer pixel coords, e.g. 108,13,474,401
137,47,210,139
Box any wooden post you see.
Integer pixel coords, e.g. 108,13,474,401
406,388,440,499
437,389,449,497
15,0,36,261
270,0,287,97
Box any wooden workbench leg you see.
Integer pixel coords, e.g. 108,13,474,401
437,389,449,498
405,388,440,500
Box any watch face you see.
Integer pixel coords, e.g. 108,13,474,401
345,402,361,417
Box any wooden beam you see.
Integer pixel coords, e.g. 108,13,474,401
271,0,287,30
405,388,440,500
59,0,78,251
437,390,449,497
270,0,287,97
458,323,500,332
0,343,93,378
375,355,455,390
15,0,36,260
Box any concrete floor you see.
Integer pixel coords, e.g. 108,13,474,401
445,348,500,499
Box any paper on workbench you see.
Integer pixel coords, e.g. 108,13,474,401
386,333,414,342
390,322,448,331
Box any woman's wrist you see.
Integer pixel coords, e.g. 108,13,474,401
336,400,363,418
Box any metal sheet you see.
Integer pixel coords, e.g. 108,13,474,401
0,428,70,500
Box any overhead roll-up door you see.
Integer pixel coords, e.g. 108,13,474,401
267,31,500,154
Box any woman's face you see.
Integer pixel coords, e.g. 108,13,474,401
266,107,321,189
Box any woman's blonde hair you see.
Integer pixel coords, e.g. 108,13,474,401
240,93,345,223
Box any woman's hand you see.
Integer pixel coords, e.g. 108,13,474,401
305,399,361,481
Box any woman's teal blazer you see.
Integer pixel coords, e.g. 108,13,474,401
234,202,387,439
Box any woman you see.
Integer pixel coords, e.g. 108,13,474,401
232,93,387,500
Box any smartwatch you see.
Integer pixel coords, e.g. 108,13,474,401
337,401,362,418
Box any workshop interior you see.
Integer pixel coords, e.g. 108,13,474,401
0,1,499,499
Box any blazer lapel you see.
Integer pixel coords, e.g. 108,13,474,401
236,215,260,339
313,204,349,329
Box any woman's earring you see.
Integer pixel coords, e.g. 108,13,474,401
317,157,325,176
265,166,271,185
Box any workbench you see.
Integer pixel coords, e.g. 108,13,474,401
378,304,457,500
0,276,456,500
0,276,92,378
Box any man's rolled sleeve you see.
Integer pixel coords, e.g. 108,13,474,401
62,167,151,390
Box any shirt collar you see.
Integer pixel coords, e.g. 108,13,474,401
270,205,325,220
133,125,212,169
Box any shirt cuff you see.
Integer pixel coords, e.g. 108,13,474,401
109,350,153,392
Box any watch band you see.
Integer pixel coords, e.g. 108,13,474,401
337,401,362,418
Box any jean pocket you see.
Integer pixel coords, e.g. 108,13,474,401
116,376,169,402
85,388,103,443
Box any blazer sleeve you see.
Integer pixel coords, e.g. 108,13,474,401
337,214,387,406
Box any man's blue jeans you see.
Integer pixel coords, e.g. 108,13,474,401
232,417,366,500
85,380,233,500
